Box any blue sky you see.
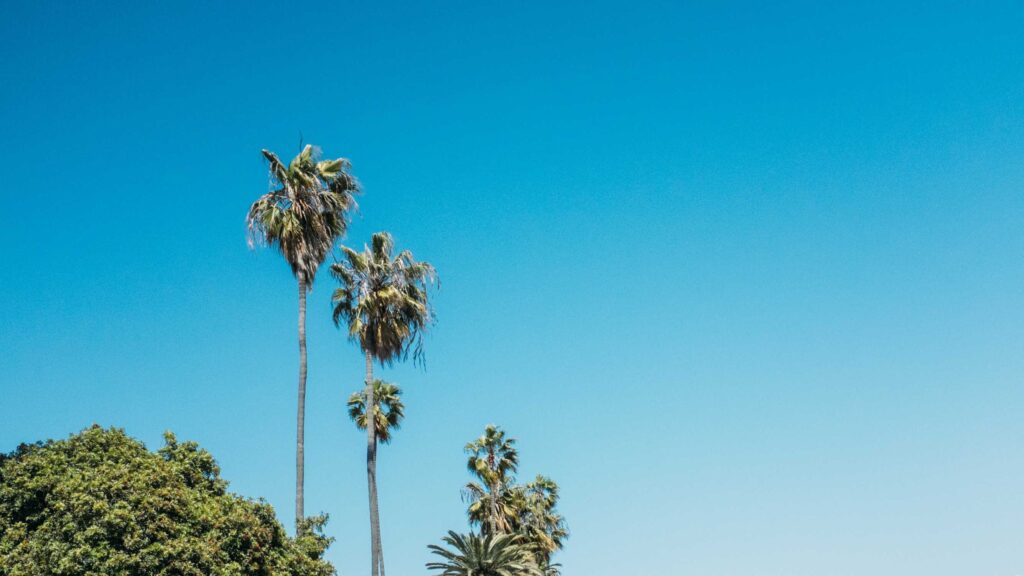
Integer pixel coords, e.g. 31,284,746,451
1,1,1023,574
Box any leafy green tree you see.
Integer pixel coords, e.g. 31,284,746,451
426,531,540,576
0,426,335,576
247,144,359,529
464,425,519,535
331,231,437,576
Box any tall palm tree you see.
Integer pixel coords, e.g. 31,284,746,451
331,231,437,576
465,425,519,536
427,531,540,576
347,380,404,445
246,144,359,530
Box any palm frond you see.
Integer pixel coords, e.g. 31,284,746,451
426,531,541,576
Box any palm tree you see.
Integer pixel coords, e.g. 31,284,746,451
347,379,403,571
347,380,405,445
247,144,359,531
465,425,519,536
465,478,568,574
426,531,540,576
331,231,436,576
514,476,568,572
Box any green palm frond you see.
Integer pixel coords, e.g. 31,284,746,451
347,380,404,444
426,531,541,576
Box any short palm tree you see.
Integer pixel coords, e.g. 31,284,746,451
331,231,436,576
465,425,519,535
347,380,404,445
247,144,358,530
515,476,568,570
427,531,540,576
466,478,568,574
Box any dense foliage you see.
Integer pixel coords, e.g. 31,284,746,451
0,426,334,576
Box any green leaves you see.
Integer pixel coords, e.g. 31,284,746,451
0,426,335,576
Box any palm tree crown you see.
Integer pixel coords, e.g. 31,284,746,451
465,425,519,535
513,476,568,569
427,531,540,576
247,144,359,284
331,231,437,364
347,380,404,445
466,425,519,486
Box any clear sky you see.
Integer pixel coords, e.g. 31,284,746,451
1,1,1022,574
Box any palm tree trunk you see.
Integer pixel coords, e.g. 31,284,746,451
487,450,498,535
377,532,385,576
489,480,499,535
296,277,307,533
365,349,383,576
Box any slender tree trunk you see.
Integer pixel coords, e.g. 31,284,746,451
365,350,383,576
375,438,386,576
377,530,385,576
489,480,499,535
296,277,307,533
487,451,498,535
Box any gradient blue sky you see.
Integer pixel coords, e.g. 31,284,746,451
2,2,1023,574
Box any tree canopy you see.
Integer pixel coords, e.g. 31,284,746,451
0,426,334,576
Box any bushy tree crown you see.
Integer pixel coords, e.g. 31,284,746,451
0,426,334,576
